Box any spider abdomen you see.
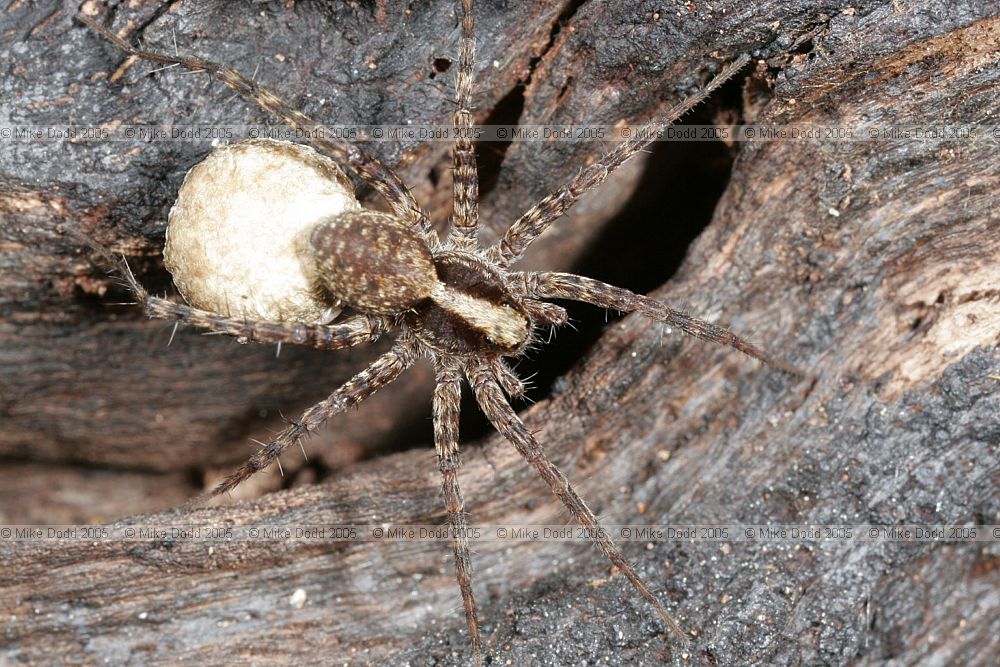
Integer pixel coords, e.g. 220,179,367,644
310,210,438,315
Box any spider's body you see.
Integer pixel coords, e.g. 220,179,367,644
80,2,797,663
311,209,438,316
312,210,539,355
410,252,537,356
165,136,543,357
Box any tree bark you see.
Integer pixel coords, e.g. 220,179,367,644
1,1,997,665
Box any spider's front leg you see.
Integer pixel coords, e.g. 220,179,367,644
488,55,750,267
516,271,803,376
432,359,483,665
466,359,689,644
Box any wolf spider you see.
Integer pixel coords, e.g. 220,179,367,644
81,1,796,663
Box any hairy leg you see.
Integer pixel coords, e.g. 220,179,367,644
145,297,387,350
488,356,527,400
88,243,390,350
466,359,689,644
521,298,569,328
516,271,803,376
78,14,433,237
187,342,416,502
489,55,750,267
433,359,483,665
449,0,480,248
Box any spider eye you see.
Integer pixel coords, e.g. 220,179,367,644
310,211,438,315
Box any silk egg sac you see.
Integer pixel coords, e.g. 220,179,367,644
164,138,360,324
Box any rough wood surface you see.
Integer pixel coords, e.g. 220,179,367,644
2,1,998,665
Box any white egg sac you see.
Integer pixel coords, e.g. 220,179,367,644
164,138,360,323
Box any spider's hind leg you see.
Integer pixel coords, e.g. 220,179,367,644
140,295,387,351
199,341,416,501
84,242,389,351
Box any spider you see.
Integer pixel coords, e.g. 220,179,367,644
80,2,797,663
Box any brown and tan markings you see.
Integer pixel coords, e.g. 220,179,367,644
79,1,799,663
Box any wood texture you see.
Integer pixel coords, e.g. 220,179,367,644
2,1,998,665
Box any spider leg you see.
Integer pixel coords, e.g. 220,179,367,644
96,247,390,350
145,296,387,350
433,359,483,666
190,341,416,502
521,298,568,328
488,357,526,400
77,15,434,238
488,54,750,267
466,360,689,645
517,271,803,376
449,0,480,249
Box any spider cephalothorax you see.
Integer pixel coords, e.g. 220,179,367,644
80,2,798,663
408,251,539,356
313,206,541,356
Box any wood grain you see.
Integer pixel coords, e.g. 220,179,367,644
2,1,997,665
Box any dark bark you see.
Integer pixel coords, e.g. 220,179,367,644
1,1,997,666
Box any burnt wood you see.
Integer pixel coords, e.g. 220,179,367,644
1,1,997,665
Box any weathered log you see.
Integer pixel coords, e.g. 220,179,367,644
2,1,998,665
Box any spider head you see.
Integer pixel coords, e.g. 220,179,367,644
407,252,531,357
